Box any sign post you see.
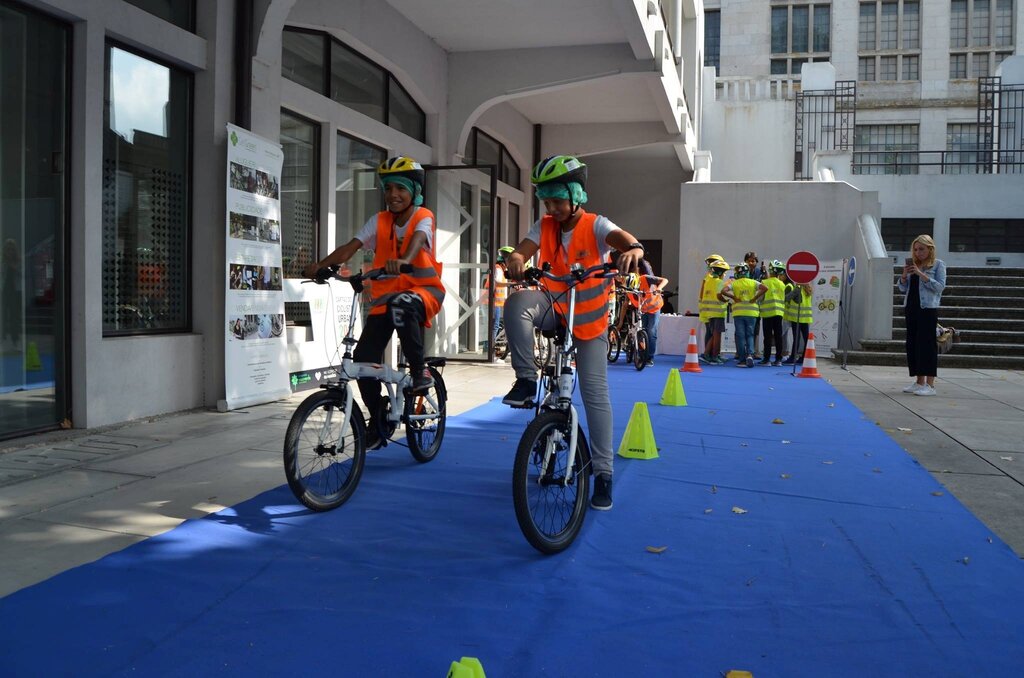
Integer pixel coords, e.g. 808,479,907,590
786,251,820,376
840,256,856,369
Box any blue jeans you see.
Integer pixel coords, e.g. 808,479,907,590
734,316,756,360
492,305,503,341
642,311,660,357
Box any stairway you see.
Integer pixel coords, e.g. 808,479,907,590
837,266,1024,369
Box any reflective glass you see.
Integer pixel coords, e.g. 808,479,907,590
388,77,426,142
331,42,385,122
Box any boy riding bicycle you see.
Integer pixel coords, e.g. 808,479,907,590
501,155,644,511
305,156,444,447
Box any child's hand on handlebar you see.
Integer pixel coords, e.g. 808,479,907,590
384,258,407,275
615,247,643,274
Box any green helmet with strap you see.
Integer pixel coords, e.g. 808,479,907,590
497,246,515,263
531,155,587,188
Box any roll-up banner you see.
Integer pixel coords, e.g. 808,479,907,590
221,124,291,410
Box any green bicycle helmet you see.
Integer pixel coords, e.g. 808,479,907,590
497,246,515,262
531,155,587,188
734,263,750,278
769,259,785,273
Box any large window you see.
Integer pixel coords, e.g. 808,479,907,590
280,112,319,279
704,10,721,73
853,124,919,174
102,44,191,335
282,28,427,143
770,2,831,76
950,0,1015,79
881,218,933,251
950,218,1024,251
468,128,521,187
334,133,385,251
858,1,921,82
946,123,982,173
122,0,194,31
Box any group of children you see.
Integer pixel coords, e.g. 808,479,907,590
698,251,813,367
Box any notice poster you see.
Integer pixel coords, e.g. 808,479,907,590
810,259,843,353
222,124,291,410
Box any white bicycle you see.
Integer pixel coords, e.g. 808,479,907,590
283,265,447,511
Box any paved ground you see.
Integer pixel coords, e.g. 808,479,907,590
0,359,1021,597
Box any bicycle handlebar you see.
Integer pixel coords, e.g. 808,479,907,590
310,263,413,286
524,262,617,286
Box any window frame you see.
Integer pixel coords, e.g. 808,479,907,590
102,39,194,337
704,9,721,73
468,128,521,188
280,108,322,279
281,26,427,143
769,1,832,76
857,1,922,83
121,0,196,32
949,0,1016,80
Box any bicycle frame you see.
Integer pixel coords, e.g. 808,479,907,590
319,268,442,444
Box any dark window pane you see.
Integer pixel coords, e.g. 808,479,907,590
388,76,426,142
103,45,191,335
501,148,520,187
282,30,325,93
792,6,809,52
704,10,721,72
280,112,319,279
474,130,500,169
122,0,193,31
330,41,385,122
333,133,384,257
881,218,933,251
813,5,830,52
771,7,789,53
950,219,1024,252
771,58,788,75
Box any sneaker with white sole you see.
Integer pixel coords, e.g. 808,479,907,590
915,385,936,396
903,382,924,393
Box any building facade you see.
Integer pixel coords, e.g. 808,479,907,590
0,0,704,440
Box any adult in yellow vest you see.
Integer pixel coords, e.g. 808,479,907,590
720,263,767,367
502,155,645,511
782,279,813,364
305,156,444,444
758,259,788,366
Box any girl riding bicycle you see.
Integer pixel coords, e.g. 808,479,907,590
501,155,644,511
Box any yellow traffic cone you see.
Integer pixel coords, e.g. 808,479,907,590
659,369,687,406
617,402,659,459
446,657,486,678
25,342,42,371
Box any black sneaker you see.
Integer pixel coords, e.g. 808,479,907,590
591,473,613,511
758,358,770,365
502,378,537,408
645,359,655,367
410,367,434,393
781,357,795,365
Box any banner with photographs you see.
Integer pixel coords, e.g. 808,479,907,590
222,124,290,410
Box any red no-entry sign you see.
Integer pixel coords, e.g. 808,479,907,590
786,251,820,285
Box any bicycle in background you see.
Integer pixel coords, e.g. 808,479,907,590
283,265,447,511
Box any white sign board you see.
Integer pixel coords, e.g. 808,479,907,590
222,124,290,410
809,260,843,353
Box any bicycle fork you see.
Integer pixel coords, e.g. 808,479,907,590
538,404,579,487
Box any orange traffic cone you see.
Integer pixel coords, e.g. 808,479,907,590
797,332,822,378
680,328,703,373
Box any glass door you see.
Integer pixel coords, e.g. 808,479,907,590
422,164,496,361
0,6,70,439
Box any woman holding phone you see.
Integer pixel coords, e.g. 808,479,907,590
897,235,946,396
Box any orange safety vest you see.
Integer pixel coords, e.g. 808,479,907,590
539,212,611,341
482,264,508,307
368,207,445,326
639,275,664,314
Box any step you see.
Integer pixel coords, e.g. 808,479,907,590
938,275,1024,288
892,328,1019,344
893,266,1024,277
894,317,1024,332
892,305,1024,319
834,349,1024,369
892,295,1024,308
896,285,1024,297
859,339,1024,357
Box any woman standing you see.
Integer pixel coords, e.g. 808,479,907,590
897,235,946,396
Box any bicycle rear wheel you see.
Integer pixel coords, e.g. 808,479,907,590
283,389,366,511
634,328,649,371
607,327,621,362
405,366,447,463
512,410,591,555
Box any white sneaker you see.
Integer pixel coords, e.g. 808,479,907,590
915,385,936,396
903,382,924,393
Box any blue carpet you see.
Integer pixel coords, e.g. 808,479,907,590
2,359,1023,676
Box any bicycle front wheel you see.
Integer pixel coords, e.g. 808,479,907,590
512,410,592,555
607,327,621,362
634,328,649,371
533,329,551,370
283,389,366,511
405,366,447,463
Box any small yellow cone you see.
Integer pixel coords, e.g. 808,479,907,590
25,342,42,371
659,369,687,406
617,402,659,459
446,657,486,678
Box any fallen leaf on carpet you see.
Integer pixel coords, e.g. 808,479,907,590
822,460,834,465
827,403,835,408
710,485,718,494
931,491,944,496
704,508,713,514
772,418,785,424
872,468,882,473
731,506,748,514
645,546,668,554
740,442,749,447
780,473,791,479
959,556,970,565
756,456,763,462
781,440,791,444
